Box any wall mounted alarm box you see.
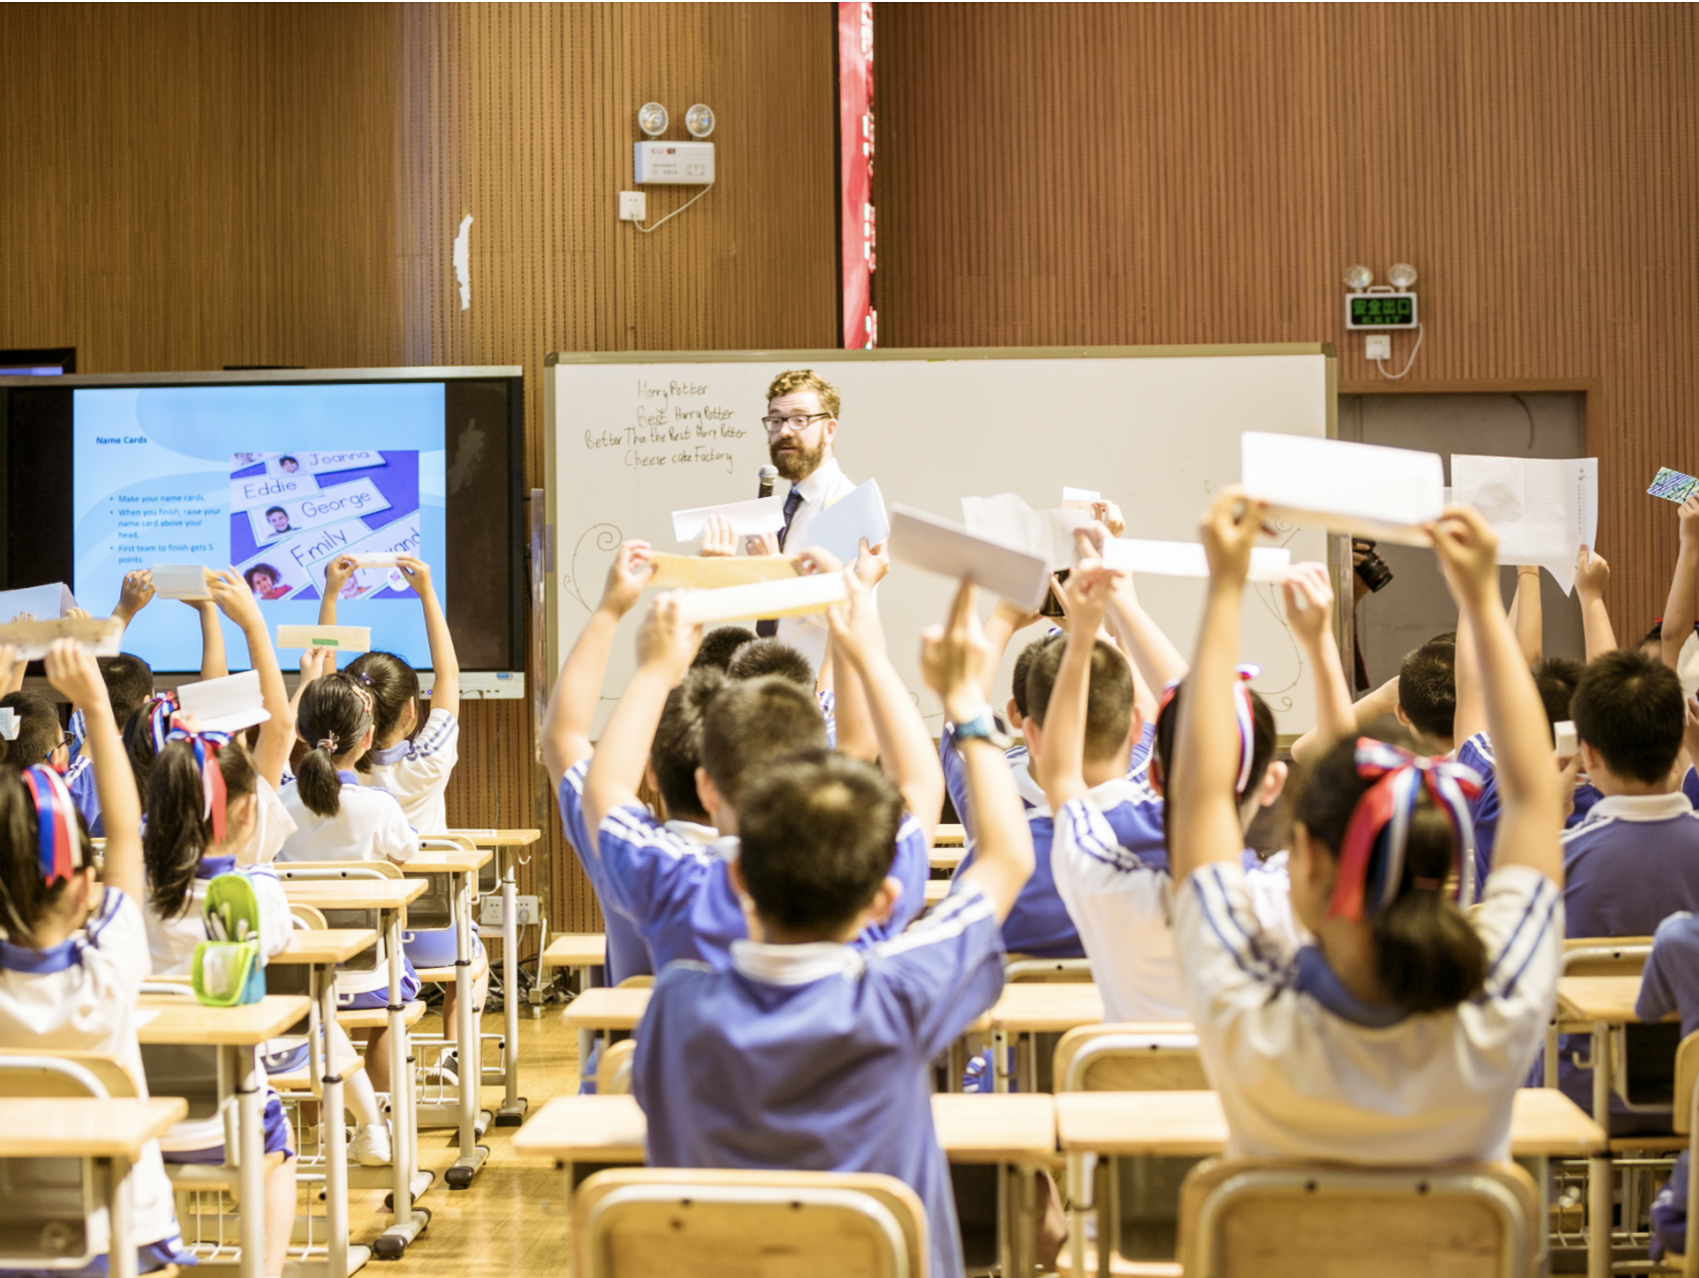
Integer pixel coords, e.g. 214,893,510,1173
1345,292,1418,330
634,141,715,185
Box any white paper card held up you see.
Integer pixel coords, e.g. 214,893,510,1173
177,669,271,734
1102,538,1293,583
671,496,786,543
960,493,1090,572
1061,487,1101,510
804,478,890,565
151,565,214,601
0,617,121,660
0,709,18,741
1242,432,1445,545
889,505,1052,610
276,625,372,653
1451,455,1599,594
0,583,76,622
673,572,849,626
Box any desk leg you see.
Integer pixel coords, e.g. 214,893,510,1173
106,1155,136,1278
1589,1020,1611,1278
495,846,527,1125
318,964,350,1278
1066,1152,1091,1278
992,1028,1010,1094
1007,1162,1036,1278
235,1043,265,1278
446,871,489,1188
996,1157,1011,1278
373,908,428,1260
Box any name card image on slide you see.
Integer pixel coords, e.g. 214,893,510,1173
889,504,1052,609
671,496,786,543
235,547,312,601
177,668,271,733
0,582,77,622
317,512,424,598
229,470,321,511
804,478,890,565
647,553,798,590
0,616,122,660
673,572,849,625
1101,537,1293,583
1241,431,1445,544
150,564,214,601
276,625,372,652
1452,454,1598,594
1649,467,1699,504
266,450,386,479
245,477,393,543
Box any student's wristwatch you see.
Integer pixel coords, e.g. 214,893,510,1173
951,705,1013,751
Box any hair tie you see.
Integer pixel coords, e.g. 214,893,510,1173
167,728,231,844
1157,665,1262,797
1327,739,1482,923
21,766,82,886
356,672,375,688
317,733,341,754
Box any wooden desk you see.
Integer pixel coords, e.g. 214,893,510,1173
444,828,542,847
540,934,607,971
564,988,650,1034
137,994,310,1045
987,982,1106,1094
924,879,951,906
1556,975,1658,1025
270,929,377,966
279,878,426,917
0,1097,188,1278
929,848,965,873
405,848,493,878
934,823,967,847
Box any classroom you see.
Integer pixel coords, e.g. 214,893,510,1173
2,3,1697,1276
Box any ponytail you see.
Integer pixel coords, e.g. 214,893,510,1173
124,693,178,791
144,735,256,920
1368,801,1487,1014
345,652,419,769
0,766,90,949
295,673,373,817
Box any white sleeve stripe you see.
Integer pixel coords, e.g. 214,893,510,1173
1560,818,1615,845
600,808,712,864
876,887,996,958
407,716,459,757
1485,879,1560,1001
1191,867,1282,983
1065,802,1152,874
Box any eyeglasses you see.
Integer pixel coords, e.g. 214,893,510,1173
54,734,76,754
761,412,831,438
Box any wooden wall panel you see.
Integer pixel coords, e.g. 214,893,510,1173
876,2,1699,631
397,3,838,937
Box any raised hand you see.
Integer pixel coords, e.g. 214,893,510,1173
43,639,110,714
1198,486,1266,586
600,540,655,615
1427,506,1501,608
395,555,435,598
1575,544,1610,600
825,567,886,669
114,569,155,623
298,646,335,685
921,579,996,723
634,592,702,680
852,538,891,587
1281,561,1335,647
1061,560,1118,637
322,555,358,596
699,515,738,559
1091,499,1126,539
206,568,263,629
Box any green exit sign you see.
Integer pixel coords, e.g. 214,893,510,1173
1346,292,1418,329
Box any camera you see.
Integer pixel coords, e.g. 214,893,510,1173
1353,537,1394,594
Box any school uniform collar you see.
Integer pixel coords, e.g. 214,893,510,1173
369,740,410,767
1012,755,1047,808
337,769,363,786
1587,791,1694,822
1292,945,1408,1029
195,853,237,880
0,935,82,974
662,819,719,846
711,834,741,863
730,939,862,986
1026,775,1149,821
792,456,843,505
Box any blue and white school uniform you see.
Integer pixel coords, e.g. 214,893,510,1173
0,890,190,1274
555,758,652,985
1050,782,1192,1021
634,886,1007,1278
1177,861,1562,1162
1638,913,1699,1259
596,803,931,973
63,754,104,838
278,772,421,1008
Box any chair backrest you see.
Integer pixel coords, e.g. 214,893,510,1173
1053,1024,1208,1093
401,858,457,932
139,1042,224,1123
290,903,329,930
1006,957,1094,984
0,1051,139,1100
574,1169,926,1278
1674,1030,1699,1136
1178,1158,1538,1278
275,861,403,881
597,1040,637,1096
1563,937,1653,978
616,975,655,990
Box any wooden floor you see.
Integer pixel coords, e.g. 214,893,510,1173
353,1008,582,1277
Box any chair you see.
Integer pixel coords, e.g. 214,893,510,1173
1177,1158,1539,1278
573,1169,927,1278
596,1041,637,1096
1054,1024,1206,1278
1656,1030,1699,1275
289,902,329,930
1006,957,1094,985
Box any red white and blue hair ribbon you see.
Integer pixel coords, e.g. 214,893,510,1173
1157,664,1262,797
20,765,82,886
166,728,232,844
144,692,180,755
1327,738,1483,922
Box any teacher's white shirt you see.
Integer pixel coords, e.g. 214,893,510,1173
775,455,857,670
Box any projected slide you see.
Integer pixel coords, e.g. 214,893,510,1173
72,384,447,673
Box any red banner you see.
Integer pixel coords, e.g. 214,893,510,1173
839,1,875,349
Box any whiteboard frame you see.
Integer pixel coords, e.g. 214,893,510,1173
542,343,1344,737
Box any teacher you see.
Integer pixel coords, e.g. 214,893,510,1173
749,368,858,669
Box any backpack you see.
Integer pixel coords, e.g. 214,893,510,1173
191,871,268,1007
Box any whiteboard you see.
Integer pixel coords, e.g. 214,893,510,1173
544,346,1337,736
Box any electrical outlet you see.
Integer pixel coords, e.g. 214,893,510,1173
1364,334,1392,361
480,894,540,927
618,191,646,222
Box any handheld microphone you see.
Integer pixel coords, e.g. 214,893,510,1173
757,464,778,500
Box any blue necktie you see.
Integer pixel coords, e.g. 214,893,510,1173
755,488,806,638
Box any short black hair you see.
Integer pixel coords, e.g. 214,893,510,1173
1010,637,1047,720
701,676,828,808
1024,634,1134,762
97,654,154,731
1398,640,1456,742
649,668,725,821
1531,657,1583,742
266,506,287,518
737,750,903,935
1571,650,1684,784
1154,676,1277,802
727,637,813,689
1,692,63,768
692,626,757,673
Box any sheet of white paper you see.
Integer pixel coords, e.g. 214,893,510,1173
454,214,473,311
0,617,120,660
0,708,17,741
671,496,786,542
960,493,1090,572
1061,486,1101,511
1100,538,1293,583
804,478,891,565
1452,455,1599,594
177,669,272,733
673,572,849,625
1241,432,1445,544
890,505,1052,609
0,583,75,622
133,1009,160,1029
150,565,214,601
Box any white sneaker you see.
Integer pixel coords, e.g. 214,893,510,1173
349,1122,392,1167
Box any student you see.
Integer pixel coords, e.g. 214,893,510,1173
939,602,1051,839
725,635,814,688
277,670,420,1094
0,690,69,770
0,640,192,1276
691,625,757,673
1637,911,1699,1261
1044,559,1325,1020
633,578,1036,1278
1166,492,1561,1162
585,551,939,973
